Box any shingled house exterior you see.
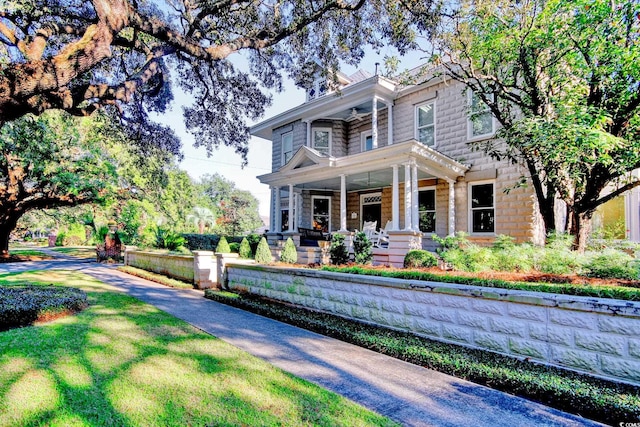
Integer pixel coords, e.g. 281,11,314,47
250,68,636,266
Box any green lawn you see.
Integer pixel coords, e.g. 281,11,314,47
9,250,51,258
0,270,396,427
49,247,96,259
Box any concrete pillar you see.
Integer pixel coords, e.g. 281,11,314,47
193,250,215,289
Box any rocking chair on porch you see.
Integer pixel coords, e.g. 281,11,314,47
372,220,392,248
361,221,377,243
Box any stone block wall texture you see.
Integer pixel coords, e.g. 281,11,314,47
125,251,195,282
226,264,640,385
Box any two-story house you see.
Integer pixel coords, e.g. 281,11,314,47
249,67,597,266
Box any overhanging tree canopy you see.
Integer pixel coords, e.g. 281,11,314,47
0,0,438,162
427,0,640,251
0,110,172,255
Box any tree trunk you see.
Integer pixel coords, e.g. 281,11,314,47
539,196,557,237
0,219,16,258
569,210,594,253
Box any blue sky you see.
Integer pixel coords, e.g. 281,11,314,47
166,48,426,219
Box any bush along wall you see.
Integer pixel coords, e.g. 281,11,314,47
183,234,263,252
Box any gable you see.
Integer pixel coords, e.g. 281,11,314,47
279,145,333,172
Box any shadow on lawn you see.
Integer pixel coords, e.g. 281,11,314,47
0,276,385,426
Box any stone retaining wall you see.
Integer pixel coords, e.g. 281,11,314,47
125,250,195,282
226,264,640,385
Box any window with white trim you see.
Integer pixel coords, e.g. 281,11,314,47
306,78,328,101
281,131,293,165
361,130,374,152
468,92,494,139
418,187,436,233
311,196,331,232
469,181,495,233
312,128,331,156
415,102,435,146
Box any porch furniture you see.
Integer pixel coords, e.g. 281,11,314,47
373,220,392,248
298,227,328,247
362,221,378,242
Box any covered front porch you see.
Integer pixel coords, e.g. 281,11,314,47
258,140,469,266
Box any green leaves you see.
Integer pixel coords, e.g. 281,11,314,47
437,0,640,248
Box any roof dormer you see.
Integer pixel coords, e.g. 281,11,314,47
305,71,352,102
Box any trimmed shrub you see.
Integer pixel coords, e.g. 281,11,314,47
403,250,438,268
182,234,220,251
229,242,240,253
280,237,298,264
0,285,88,329
330,234,350,265
254,237,272,264
353,231,373,265
239,237,253,259
216,236,231,253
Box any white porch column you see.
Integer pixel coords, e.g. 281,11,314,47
448,179,456,236
294,192,300,231
387,102,393,145
340,174,348,231
297,193,303,230
412,163,419,231
288,184,294,232
392,165,399,231
269,187,275,231
274,187,281,232
404,163,412,230
372,97,378,148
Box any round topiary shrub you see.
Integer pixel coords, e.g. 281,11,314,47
403,250,438,269
330,234,350,265
239,237,253,259
254,237,273,264
215,236,231,253
279,237,298,264
353,231,372,265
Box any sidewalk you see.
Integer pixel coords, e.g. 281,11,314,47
6,257,604,426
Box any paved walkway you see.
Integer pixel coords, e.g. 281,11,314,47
3,255,604,427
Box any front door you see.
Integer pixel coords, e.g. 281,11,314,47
361,193,382,230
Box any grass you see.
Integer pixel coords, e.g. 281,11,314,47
9,250,52,259
116,266,196,289
205,288,640,426
0,270,397,427
50,246,96,259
